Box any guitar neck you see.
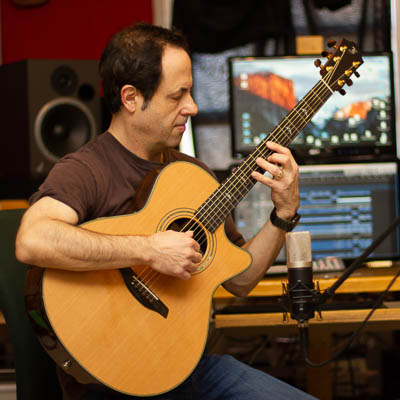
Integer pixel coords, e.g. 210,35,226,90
195,78,334,232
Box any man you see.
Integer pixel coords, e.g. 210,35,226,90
16,22,314,400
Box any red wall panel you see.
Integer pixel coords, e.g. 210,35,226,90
1,0,152,64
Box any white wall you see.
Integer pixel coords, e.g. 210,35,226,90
391,0,400,158
152,0,196,157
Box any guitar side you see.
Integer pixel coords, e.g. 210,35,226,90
33,162,252,396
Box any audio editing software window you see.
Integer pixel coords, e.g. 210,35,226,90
234,162,400,263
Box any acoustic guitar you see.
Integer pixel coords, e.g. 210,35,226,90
25,38,363,396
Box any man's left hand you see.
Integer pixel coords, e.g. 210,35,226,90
251,140,299,220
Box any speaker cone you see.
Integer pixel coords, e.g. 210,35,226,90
34,97,97,163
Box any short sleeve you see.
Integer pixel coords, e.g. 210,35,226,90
29,156,98,223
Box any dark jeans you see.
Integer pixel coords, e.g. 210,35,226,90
82,353,317,400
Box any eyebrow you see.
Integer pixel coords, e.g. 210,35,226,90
169,87,191,97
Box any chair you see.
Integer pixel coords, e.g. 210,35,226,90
0,209,62,399
0,200,30,210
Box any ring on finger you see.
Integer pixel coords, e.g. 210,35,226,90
275,168,284,180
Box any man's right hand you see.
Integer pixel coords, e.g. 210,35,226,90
148,230,202,280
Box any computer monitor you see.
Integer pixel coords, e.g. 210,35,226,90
234,161,400,263
229,53,396,164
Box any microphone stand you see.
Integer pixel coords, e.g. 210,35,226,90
299,215,400,366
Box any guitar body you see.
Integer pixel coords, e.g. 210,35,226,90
29,161,252,396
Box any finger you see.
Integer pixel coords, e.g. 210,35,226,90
183,230,201,251
180,270,192,280
267,152,289,168
266,140,291,154
266,141,295,167
251,170,274,187
188,263,200,274
183,261,200,278
254,157,283,180
254,157,271,171
193,250,202,263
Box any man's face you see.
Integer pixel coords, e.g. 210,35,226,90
133,45,198,152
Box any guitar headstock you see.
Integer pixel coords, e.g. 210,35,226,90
315,38,363,96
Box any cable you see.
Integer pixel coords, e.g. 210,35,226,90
301,267,400,367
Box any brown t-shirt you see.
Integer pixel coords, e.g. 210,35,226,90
31,131,245,399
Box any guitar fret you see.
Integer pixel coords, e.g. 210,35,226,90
195,79,337,232
293,102,310,126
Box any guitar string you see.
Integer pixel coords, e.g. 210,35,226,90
136,91,330,286
200,52,345,219
178,50,346,241
134,80,332,285
137,56,348,287
137,58,347,288
136,52,353,288
191,58,344,233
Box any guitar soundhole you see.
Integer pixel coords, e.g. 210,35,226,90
167,218,208,255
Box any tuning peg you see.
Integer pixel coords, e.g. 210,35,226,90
321,50,330,57
314,59,322,68
354,71,360,78
327,40,337,48
339,88,346,96
346,79,353,86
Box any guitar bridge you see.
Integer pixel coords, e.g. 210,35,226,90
119,268,169,319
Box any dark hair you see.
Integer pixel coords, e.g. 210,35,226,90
99,22,189,114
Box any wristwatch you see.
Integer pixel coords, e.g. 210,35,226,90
270,207,301,232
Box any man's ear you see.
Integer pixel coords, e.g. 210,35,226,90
120,84,139,112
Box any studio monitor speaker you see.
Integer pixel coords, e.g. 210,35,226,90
0,59,101,181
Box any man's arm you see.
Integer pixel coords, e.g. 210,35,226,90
16,196,202,280
223,141,299,296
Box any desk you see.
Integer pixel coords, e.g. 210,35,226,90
214,266,400,299
213,267,400,400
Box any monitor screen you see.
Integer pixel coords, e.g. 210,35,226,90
229,53,396,164
234,162,400,264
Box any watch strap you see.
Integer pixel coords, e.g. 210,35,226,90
270,207,301,232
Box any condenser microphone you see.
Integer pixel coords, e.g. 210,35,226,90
285,231,318,325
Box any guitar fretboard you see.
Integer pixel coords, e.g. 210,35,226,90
195,78,334,233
